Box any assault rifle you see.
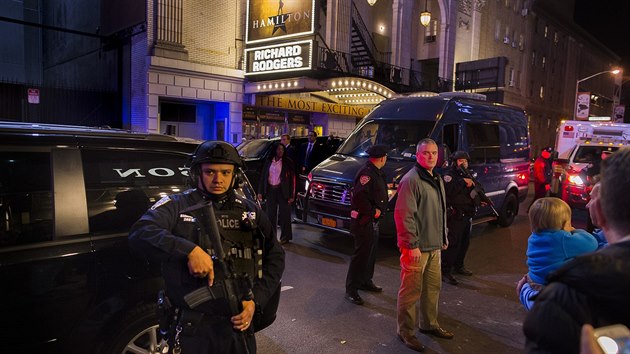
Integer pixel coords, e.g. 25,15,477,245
184,202,253,354
459,166,500,217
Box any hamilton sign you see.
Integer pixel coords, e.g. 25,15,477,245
245,40,312,76
246,0,315,44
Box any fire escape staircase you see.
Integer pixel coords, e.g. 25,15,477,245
350,2,380,69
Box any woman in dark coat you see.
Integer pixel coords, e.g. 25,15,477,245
258,142,296,244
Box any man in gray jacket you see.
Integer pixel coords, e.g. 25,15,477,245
395,138,453,352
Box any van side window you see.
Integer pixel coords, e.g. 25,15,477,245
499,123,529,159
442,124,459,153
466,123,501,164
0,152,53,247
81,150,191,234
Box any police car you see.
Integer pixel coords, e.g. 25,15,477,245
0,121,257,353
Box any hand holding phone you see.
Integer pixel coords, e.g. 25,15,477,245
593,324,630,354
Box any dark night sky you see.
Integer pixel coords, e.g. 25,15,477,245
574,0,630,67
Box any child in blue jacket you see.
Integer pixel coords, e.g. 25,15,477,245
516,197,602,310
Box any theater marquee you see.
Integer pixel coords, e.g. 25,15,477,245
245,40,312,76
246,0,315,44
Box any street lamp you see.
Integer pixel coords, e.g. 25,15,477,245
420,0,431,27
367,0,377,6
573,69,620,120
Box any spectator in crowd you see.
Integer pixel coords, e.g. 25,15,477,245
258,142,296,245
344,144,388,305
580,149,613,232
516,197,600,310
395,138,453,352
523,148,630,353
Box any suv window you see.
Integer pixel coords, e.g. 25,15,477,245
82,149,190,234
0,151,53,247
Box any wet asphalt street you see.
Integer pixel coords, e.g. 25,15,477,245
255,187,589,353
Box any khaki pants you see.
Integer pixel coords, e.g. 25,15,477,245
397,248,442,336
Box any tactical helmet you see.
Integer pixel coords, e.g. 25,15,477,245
450,151,470,161
189,141,244,169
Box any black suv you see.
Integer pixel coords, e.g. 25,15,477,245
0,122,257,353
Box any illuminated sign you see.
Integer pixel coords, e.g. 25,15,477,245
245,40,312,76
245,0,315,44
256,95,370,117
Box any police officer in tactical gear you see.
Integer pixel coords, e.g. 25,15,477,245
344,144,389,305
441,151,478,285
129,141,285,353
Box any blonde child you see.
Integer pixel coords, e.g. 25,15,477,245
517,197,600,310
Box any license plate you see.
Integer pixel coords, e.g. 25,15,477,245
321,217,336,227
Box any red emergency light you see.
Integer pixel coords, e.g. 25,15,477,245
564,125,574,132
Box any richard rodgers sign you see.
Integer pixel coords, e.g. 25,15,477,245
245,40,312,76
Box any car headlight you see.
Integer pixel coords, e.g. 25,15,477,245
567,174,584,185
387,183,397,201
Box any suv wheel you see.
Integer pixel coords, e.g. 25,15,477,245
497,192,518,227
98,303,160,354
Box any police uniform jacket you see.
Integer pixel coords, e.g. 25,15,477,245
533,156,552,185
443,165,477,217
129,189,285,316
351,160,388,225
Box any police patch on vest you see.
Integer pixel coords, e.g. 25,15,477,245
242,211,256,221
443,175,452,183
217,216,241,229
359,175,371,185
179,214,195,222
150,196,171,210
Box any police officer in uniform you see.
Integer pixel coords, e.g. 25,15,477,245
129,141,285,353
441,151,478,285
344,144,389,305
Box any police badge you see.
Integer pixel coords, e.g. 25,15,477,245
359,175,371,185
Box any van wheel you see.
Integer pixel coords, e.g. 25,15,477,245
98,303,160,354
497,193,518,227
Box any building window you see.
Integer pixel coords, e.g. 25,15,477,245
519,34,524,50
495,21,501,41
542,56,546,69
554,31,559,45
544,25,548,38
425,19,438,43
504,26,510,44
509,68,515,86
539,85,544,99
531,51,536,66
